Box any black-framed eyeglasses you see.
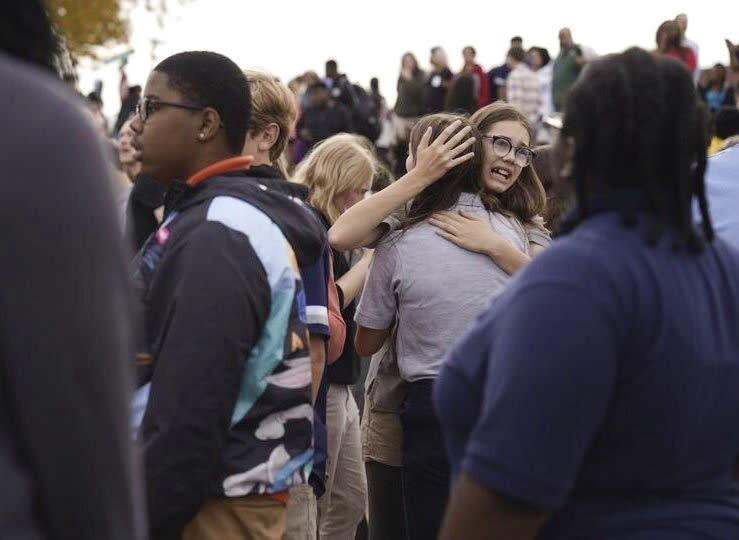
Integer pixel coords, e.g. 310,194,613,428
481,135,536,168
136,96,206,122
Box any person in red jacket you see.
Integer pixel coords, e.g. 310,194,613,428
656,20,697,72
462,46,490,108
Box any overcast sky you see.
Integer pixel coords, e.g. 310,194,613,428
77,0,739,119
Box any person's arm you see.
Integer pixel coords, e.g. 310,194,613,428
726,39,739,70
440,473,549,540
354,239,397,357
478,66,490,106
1,101,146,539
355,326,391,357
119,67,129,101
141,222,271,538
429,211,550,275
301,247,332,400
309,334,326,404
574,47,586,68
335,249,373,308
328,119,477,250
326,256,347,364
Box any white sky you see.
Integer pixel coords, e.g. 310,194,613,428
77,0,739,120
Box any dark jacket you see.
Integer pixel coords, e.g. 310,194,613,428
133,171,326,539
316,213,361,385
298,102,354,148
0,52,146,540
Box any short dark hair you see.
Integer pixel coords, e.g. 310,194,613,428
326,59,338,71
1,0,63,72
529,46,551,66
563,47,713,251
715,107,739,139
511,36,523,44
507,46,526,63
154,51,250,155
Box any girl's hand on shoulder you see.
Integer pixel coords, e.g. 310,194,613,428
429,210,504,256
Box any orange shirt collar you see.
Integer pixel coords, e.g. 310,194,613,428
185,155,254,187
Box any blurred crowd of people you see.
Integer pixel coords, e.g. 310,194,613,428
2,2,739,540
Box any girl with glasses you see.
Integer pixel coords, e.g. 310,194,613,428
350,109,549,540
329,101,550,275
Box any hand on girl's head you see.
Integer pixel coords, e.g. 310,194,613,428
412,120,476,185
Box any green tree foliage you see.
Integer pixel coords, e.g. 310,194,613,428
47,0,129,59
46,0,191,60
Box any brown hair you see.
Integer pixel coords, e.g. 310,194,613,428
401,113,483,229
470,102,547,223
401,52,422,77
533,144,571,230
656,20,685,55
244,70,296,172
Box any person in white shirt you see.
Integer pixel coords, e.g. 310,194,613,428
505,47,541,132
527,46,554,143
695,144,739,251
676,13,700,83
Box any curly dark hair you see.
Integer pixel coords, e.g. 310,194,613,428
562,47,713,251
154,51,250,154
1,0,63,73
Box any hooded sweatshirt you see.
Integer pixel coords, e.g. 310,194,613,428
132,167,326,539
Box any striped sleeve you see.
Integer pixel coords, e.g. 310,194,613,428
301,249,330,337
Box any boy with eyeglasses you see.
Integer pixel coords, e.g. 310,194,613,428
130,51,326,540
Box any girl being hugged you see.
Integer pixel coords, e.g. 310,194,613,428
330,102,551,277
353,109,549,540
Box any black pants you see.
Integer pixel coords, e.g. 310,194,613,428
366,460,406,540
400,380,450,540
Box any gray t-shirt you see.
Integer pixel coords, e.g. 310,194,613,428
356,192,548,382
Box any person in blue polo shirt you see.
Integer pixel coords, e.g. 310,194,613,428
436,48,739,540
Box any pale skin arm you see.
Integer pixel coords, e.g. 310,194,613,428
335,249,373,309
439,473,550,540
328,120,477,251
429,210,546,275
309,334,325,405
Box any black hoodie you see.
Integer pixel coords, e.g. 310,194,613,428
133,171,326,539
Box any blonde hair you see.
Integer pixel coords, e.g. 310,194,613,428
293,134,376,224
244,70,296,170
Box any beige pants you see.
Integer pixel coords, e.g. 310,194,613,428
283,484,317,540
318,384,368,540
182,497,286,540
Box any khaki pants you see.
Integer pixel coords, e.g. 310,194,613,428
183,496,286,540
283,484,317,540
318,384,368,540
